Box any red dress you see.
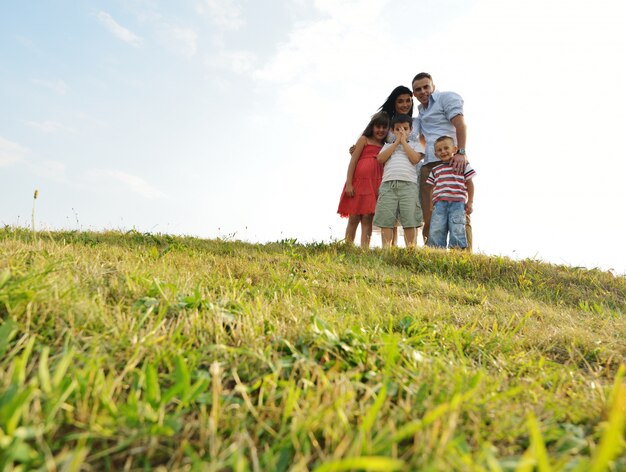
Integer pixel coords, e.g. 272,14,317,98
337,143,383,217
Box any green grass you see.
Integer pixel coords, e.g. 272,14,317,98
1,227,625,471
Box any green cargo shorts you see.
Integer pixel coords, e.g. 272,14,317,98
373,180,423,228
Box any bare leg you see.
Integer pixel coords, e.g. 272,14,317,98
420,166,434,244
391,226,398,247
403,227,417,247
360,214,374,249
345,215,361,244
381,228,394,248
465,213,472,252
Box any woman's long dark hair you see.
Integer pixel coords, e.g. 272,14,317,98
378,85,413,118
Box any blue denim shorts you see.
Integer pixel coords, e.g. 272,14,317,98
427,200,467,248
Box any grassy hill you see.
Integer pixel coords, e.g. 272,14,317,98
1,227,625,471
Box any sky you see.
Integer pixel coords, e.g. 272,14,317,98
1,0,626,275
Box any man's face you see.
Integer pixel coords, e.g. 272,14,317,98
412,78,434,106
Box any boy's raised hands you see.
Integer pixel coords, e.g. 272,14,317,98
396,127,408,143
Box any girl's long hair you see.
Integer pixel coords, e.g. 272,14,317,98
378,85,413,118
362,111,390,138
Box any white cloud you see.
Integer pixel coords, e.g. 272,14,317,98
313,0,387,21
72,112,108,129
199,0,245,31
25,120,75,134
0,136,29,167
88,169,166,199
206,49,256,74
31,160,67,181
251,0,396,129
97,11,143,47
31,78,69,95
125,6,199,58
158,23,198,57
254,0,390,84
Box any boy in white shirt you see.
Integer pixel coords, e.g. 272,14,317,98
373,114,425,247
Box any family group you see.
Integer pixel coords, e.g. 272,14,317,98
337,72,476,250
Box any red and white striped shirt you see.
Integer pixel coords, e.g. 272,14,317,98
426,162,476,203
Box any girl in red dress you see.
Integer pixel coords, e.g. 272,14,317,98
337,112,389,248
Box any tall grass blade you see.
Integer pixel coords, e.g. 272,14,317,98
145,363,161,407
52,349,75,388
12,337,35,386
590,365,626,472
312,456,405,472
38,346,52,394
526,412,553,472
360,384,387,436
0,319,18,357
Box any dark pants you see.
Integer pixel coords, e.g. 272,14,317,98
419,162,473,251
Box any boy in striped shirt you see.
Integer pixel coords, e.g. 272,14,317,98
426,135,476,249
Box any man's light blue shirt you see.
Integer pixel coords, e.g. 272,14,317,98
411,90,464,164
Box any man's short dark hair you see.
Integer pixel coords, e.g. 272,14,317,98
412,72,433,83
391,114,412,127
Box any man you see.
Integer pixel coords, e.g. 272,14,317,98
411,72,471,248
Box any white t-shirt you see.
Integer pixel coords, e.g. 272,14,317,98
381,140,425,183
